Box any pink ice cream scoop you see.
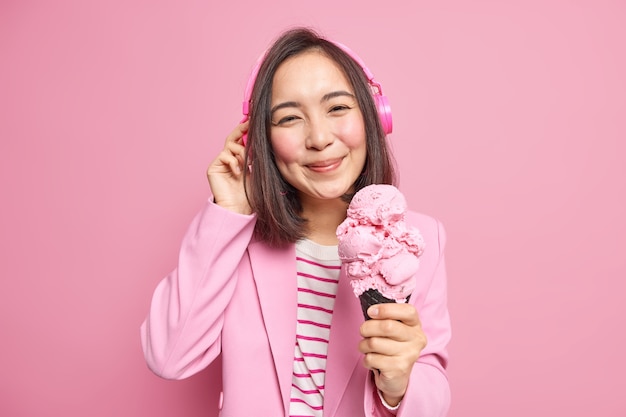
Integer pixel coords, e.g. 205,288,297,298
336,184,425,319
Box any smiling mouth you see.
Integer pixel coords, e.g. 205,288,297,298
306,158,343,172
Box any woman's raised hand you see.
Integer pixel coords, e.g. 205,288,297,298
206,121,252,215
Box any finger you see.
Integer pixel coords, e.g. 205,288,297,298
362,352,411,377
230,150,247,176
362,352,388,373
211,152,242,176
366,303,421,327
228,157,242,176
358,336,403,356
231,120,250,143
225,140,246,160
219,138,247,167
360,317,426,347
360,318,406,340
219,140,246,172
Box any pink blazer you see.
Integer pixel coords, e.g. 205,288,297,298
141,199,451,416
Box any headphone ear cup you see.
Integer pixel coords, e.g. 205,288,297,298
374,94,393,135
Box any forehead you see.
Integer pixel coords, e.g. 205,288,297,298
271,50,352,92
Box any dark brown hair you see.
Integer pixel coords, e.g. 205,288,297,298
244,27,396,247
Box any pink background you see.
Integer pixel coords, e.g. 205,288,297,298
1,1,625,416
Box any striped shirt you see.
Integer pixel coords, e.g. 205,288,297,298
289,239,341,417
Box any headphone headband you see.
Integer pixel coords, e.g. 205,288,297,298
241,39,393,140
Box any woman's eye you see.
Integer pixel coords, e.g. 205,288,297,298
330,105,350,113
274,115,300,126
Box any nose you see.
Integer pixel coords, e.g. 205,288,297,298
305,118,334,150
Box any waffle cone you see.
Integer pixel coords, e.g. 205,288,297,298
358,289,411,320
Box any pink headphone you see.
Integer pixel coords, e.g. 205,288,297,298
241,41,392,144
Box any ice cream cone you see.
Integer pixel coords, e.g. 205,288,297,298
337,185,423,320
359,289,411,320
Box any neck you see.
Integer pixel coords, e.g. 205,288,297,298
300,197,348,246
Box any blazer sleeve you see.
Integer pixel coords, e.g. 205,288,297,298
365,219,452,417
140,198,256,379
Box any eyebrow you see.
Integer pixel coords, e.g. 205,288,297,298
322,90,355,102
270,90,356,116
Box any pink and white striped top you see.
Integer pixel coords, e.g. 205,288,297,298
289,239,341,417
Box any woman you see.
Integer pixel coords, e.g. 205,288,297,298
141,27,451,417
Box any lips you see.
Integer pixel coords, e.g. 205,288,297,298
306,158,343,172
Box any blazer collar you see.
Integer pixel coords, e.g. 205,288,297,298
248,240,298,416
248,240,363,417
323,266,363,417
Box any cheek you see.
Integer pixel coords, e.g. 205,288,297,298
270,131,300,166
336,115,366,148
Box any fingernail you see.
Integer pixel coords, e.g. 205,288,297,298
368,306,378,318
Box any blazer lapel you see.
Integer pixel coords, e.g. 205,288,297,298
323,266,364,417
248,240,298,416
